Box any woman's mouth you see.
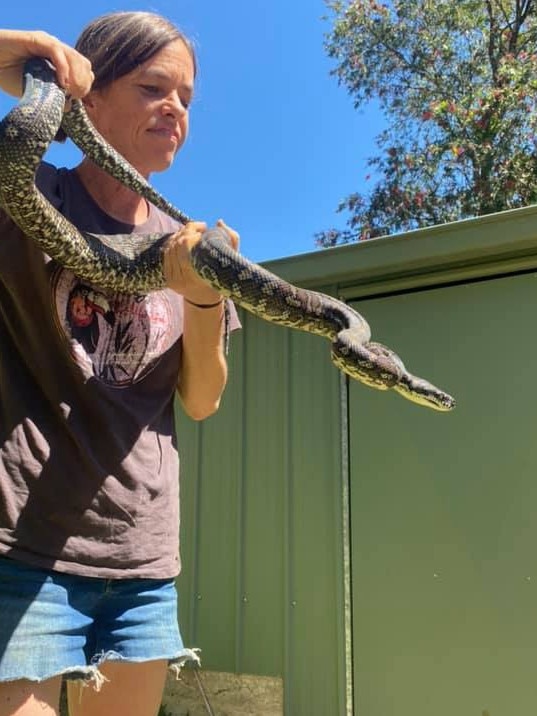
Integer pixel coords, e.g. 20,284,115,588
148,127,179,144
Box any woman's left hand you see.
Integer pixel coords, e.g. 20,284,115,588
163,219,240,304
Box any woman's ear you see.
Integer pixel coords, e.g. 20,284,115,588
81,90,99,117
82,92,95,109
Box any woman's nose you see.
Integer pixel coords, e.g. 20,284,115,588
162,91,187,118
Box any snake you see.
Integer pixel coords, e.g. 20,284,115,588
0,57,455,411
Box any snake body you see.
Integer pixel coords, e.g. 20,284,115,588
0,58,455,411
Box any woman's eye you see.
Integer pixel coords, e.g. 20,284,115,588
140,84,191,109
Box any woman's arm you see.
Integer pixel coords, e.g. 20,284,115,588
163,219,240,421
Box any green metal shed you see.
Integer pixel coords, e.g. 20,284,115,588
175,205,537,716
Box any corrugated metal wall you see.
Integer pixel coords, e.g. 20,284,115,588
176,290,348,715
175,204,537,715
348,274,537,716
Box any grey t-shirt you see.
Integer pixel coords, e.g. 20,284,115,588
0,163,220,578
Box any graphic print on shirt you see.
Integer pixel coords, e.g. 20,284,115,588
50,265,180,386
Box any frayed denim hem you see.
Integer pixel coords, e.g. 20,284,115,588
59,647,202,691
168,648,202,680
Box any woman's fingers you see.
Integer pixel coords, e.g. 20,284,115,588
216,219,240,250
0,29,94,98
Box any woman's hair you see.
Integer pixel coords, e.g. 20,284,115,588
76,10,197,88
56,11,196,141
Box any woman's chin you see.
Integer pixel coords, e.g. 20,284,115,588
140,155,176,177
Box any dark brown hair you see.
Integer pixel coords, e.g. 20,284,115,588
75,10,197,89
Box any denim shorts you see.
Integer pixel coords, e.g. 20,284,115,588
0,556,200,686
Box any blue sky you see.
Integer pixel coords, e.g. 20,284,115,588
0,0,381,262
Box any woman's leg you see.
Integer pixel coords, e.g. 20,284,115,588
0,676,62,716
67,659,168,716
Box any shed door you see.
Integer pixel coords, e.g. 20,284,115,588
348,272,537,716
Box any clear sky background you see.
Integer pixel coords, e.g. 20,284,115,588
0,0,381,262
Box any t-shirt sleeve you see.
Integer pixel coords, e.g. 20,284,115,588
226,299,241,331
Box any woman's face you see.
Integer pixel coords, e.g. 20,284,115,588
84,39,195,177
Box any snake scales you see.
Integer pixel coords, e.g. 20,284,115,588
0,58,455,411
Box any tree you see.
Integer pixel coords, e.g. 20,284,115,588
316,0,537,246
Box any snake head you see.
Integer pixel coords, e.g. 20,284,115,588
394,375,456,412
429,390,456,412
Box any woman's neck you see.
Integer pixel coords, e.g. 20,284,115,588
75,158,150,225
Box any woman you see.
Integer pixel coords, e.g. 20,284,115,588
0,12,239,716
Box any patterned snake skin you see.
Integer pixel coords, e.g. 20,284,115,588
0,58,455,411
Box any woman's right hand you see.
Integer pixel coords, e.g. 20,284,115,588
0,29,93,98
